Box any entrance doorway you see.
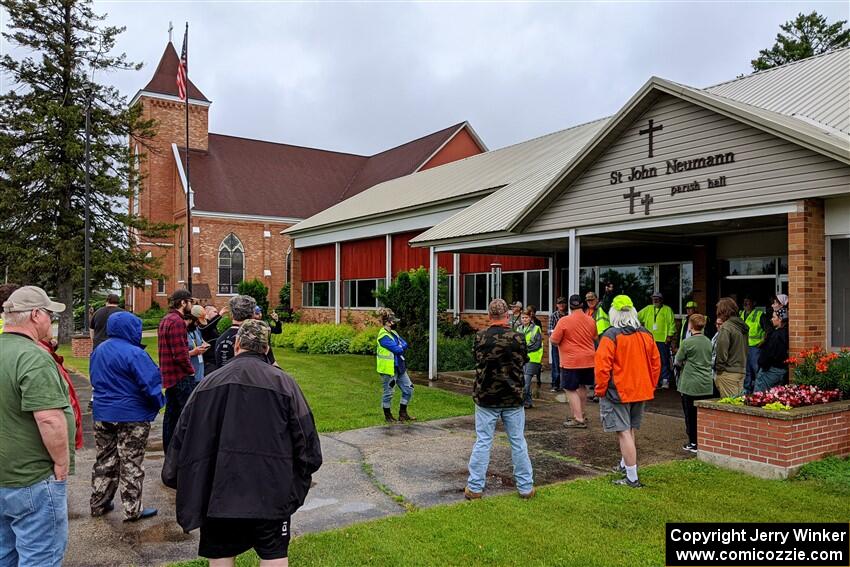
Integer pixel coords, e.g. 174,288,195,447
720,256,787,309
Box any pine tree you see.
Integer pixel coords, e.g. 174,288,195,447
752,11,850,71
0,0,174,342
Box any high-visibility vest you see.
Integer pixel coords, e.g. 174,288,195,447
522,324,543,364
739,309,766,347
376,327,398,375
590,307,610,335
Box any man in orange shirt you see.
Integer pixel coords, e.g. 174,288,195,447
595,295,661,488
550,294,597,429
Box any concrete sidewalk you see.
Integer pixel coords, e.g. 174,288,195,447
64,373,689,566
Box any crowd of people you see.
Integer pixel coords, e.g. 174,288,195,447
0,278,792,564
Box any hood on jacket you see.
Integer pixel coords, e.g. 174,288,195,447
106,310,144,346
723,316,749,336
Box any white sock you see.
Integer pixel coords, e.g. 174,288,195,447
620,457,625,468
625,465,638,483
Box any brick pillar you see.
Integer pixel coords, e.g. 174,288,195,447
787,199,826,357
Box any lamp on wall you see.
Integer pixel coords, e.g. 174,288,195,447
489,263,502,301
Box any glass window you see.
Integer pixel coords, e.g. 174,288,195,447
681,263,693,311
560,267,597,298
445,275,455,311
525,270,550,312
343,279,383,308
726,257,778,276
831,238,849,348
157,278,165,295
463,273,489,311
502,272,524,307
598,265,655,311
303,281,336,307
218,233,244,294
659,264,680,315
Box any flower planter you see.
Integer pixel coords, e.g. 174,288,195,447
71,334,92,358
695,399,850,480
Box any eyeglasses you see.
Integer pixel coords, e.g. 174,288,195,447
37,308,60,322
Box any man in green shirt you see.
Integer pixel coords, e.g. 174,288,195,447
637,292,676,389
0,286,74,567
674,313,715,454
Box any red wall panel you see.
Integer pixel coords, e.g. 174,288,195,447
460,254,547,273
391,231,452,276
301,245,336,281
341,237,386,279
420,128,484,170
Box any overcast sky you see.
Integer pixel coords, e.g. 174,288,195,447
4,1,849,154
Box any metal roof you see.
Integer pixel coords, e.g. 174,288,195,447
289,48,850,242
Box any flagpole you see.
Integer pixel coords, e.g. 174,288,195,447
184,22,192,295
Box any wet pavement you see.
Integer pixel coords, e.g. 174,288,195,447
64,371,690,566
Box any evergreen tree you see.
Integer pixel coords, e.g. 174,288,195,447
0,0,174,342
752,11,850,71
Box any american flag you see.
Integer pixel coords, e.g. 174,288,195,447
176,24,188,101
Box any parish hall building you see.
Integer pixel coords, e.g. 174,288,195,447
129,42,850,375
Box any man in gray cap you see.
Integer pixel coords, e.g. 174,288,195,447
0,286,74,566
164,319,322,566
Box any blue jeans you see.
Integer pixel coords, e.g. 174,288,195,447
380,371,413,408
754,367,787,393
657,342,672,386
523,362,541,406
0,476,68,567
467,405,534,495
550,346,561,388
163,377,197,453
744,346,761,394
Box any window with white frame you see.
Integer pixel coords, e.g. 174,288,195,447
343,279,383,308
463,273,490,311
218,233,244,294
830,237,849,348
463,270,550,312
303,281,335,308
157,278,166,295
445,274,455,311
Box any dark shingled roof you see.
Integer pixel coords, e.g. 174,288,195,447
180,123,470,219
141,43,209,102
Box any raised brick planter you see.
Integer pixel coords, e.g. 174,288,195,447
71,335,92,358
696,399,850,479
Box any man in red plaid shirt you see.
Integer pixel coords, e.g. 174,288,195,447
158,289,196,451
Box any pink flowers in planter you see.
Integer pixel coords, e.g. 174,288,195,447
745,384,842,409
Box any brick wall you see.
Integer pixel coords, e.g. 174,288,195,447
299,308,334,324
788,199,826,355
698,402,850,478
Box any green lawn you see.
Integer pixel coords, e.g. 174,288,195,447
57,340,472,433
168,459,849,567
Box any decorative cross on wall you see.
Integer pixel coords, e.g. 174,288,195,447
639,119,663,158
623,186,642,215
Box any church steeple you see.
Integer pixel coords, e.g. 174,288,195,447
135,42,210,103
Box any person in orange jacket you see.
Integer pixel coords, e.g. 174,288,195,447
594,295,660,488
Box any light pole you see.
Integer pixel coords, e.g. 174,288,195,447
83,87,92,333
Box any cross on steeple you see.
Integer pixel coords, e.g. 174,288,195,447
641,193,654,216
623,186,642,215
168,21,173,43
639,119,663,158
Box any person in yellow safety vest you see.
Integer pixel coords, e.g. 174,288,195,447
376,308,415,423
739,296,768,395
637,292,676,389
517,309,543,409
584,292,611,337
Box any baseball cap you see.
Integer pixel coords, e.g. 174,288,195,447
685,300,698,309
611,295,634,311
236,319,270,349
555,296,567,305
2,286,66,313
254,305,263,315
170,289,192,303
568,294,583,308
512,301,523,308
191,305,205,318
651,291,663,299
377,307,399,324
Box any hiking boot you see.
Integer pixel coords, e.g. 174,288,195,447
398,404,416,422
519,487,536,500
612,477,643,488
383,408,397,423
563,418,587,429
682,442,698,454
464,486,482,500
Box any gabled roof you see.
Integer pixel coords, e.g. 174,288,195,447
410,48,850,245
181,123,477,220
139,42,209,102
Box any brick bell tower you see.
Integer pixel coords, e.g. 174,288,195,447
128,41,211,313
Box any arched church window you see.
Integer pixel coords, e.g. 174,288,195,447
218,233,244,294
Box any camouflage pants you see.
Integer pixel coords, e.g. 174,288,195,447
90,421,151,520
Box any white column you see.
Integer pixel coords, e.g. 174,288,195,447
452,253,460,319
334,242,341,324
428,246,438,381
568,229,580,297
385,234,392,289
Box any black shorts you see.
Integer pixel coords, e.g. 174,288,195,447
560,367,595,391
199,517,291,560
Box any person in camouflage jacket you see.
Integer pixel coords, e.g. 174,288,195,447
465,299,535,500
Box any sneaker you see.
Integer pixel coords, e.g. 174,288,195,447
612,477,643,488
612,462,626,475
682,442,698,454
563,418,587,429
549,387,559,393
554,392,567,403
661,380,670,389
124,507,158,522
464,486,482,500
519,487,536,500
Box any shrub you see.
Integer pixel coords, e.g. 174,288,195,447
278,283,291,309
271,323,306,348
292,324,356,354
217,316,232,334
437,335,475,372
439,317,475,338
349,326,381,355
796,456,850,483
789,347,850,397
744,384,841,408
237,278,269,315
